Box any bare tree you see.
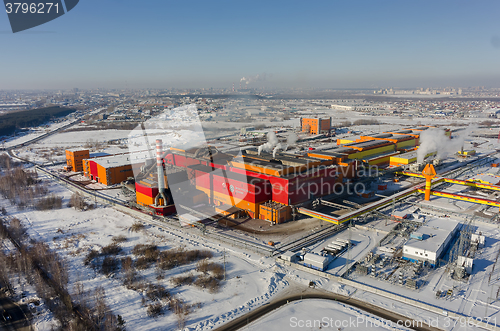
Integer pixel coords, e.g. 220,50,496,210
69,192,87,211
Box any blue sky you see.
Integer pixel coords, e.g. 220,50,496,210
1,0,500,89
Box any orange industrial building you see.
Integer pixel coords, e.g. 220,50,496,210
300,117,332,135
82,154,144,186
146,127,450,222
65,149,89,172
117,126,453,224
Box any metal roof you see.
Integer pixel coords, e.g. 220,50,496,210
304,253,330,264
404,219,459,253
370,133,393,139
346,140,390,149
92,153,147,168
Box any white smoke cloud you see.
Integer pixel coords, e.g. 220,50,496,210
240,73,269,85
273,143,285,158
286,133,298,147
258,131,279,155
416,125,477,163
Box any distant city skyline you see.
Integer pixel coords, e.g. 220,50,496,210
1,0,500,90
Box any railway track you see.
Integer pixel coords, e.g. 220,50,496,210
272,223,346,256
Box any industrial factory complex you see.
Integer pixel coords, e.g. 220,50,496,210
64,119,457,225
62,116,495,243
6,97,500,331
3,2,500,326
58,113,500,312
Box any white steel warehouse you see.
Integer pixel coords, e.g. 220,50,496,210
303,253,332,271
402,218,461,267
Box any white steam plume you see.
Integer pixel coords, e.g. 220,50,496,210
272,133,299,157
416,125,477,163
240,73,269,85
286,133,298,148
258,131,279,155
273,143,284,158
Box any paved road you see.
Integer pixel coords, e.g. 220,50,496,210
215,286,441,331
0,294,31,331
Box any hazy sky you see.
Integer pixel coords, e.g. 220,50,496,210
1,0,500,90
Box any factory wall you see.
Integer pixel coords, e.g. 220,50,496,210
107,164,136,186
363,152,400,166
307,152,346,164
319,118,331,132
84,160,136,186
390,154,417,165
232,156,326,177
208,190,260,218
187,164,271,218
65,149,89,172
389,151,436,166
229,166,340,205
173,154,202,168
301,117,331,135
136,191,156,206
259,203,292,224
97,164,107,184
186,158,340,213
229,160,284,177
396,139,418,150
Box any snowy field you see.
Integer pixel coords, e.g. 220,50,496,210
0,172,290,331
2,118,76,148
248,299,412,331
2,108,500,330
34,129,132,148
1,107,106,148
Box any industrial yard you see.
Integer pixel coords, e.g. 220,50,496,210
3,0,500,329
2,97,500,331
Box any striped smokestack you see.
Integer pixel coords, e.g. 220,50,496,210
155,139,167,206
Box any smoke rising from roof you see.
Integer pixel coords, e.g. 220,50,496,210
258,131,279,155
416,125,477,163
271,133,298,158
287,133,298,146
273,143,284,158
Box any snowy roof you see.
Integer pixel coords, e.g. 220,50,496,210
468,173,500,185
404,218,459,253
90,152,110,158
92,153,149,168
66,148,89,153
281,251,299,258
304,253,330,264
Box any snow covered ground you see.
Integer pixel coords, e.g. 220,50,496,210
2,118,76,148
3,109,500,330
32,129,132,153
0,172,290,331
248,299,412,331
